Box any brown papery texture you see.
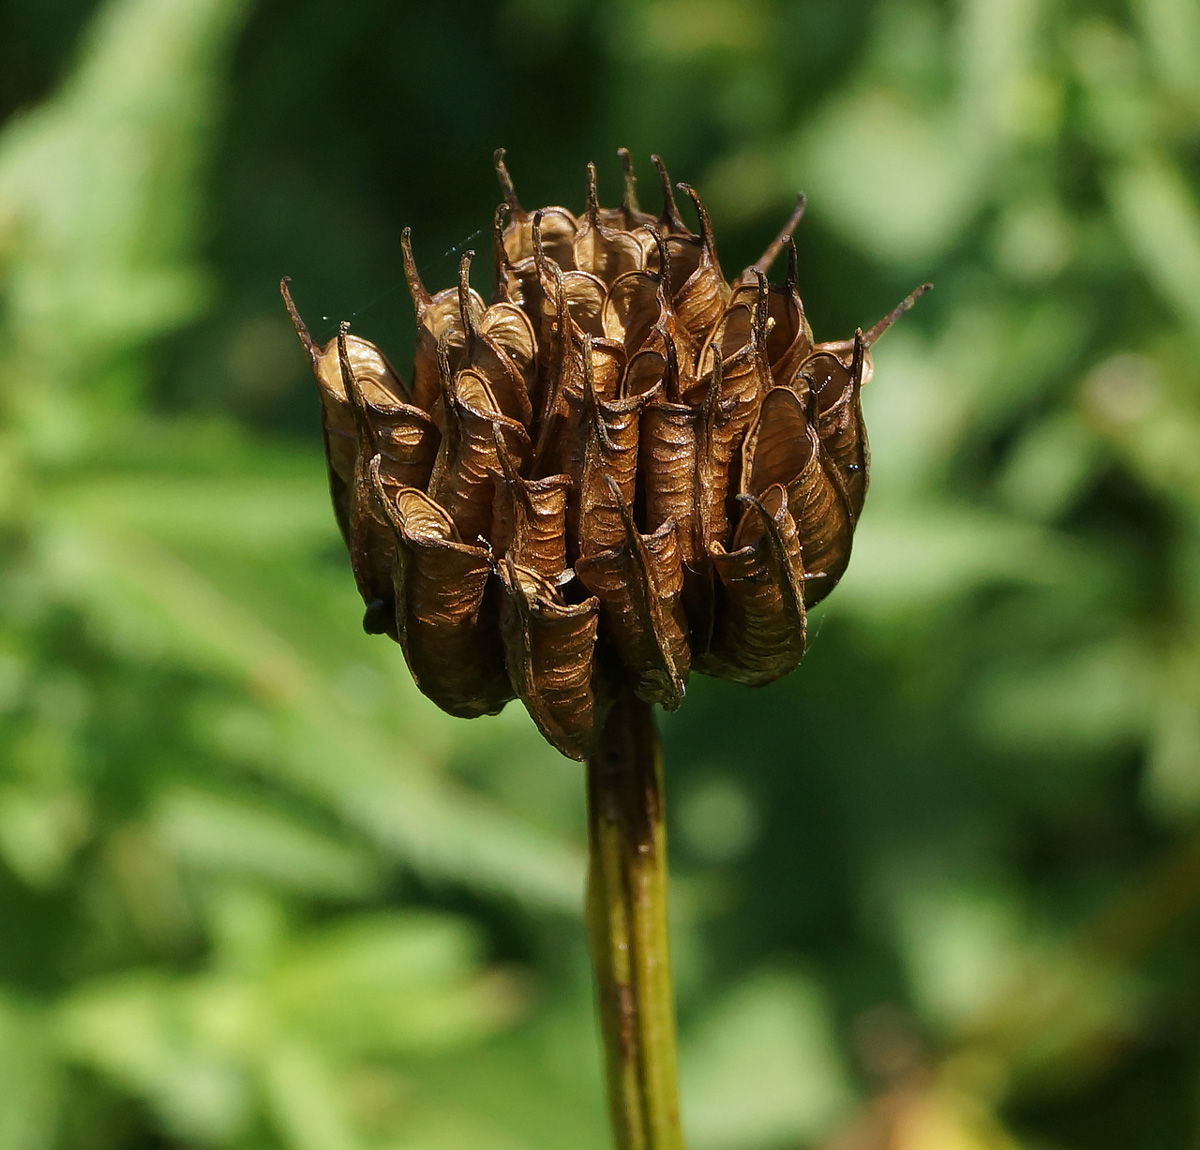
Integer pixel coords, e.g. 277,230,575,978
284,151,928,759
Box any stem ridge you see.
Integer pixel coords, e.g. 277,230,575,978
586,689,685,1150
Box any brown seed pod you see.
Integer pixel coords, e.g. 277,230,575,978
285,155,928,758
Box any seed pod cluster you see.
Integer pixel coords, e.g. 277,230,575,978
283,151,927,760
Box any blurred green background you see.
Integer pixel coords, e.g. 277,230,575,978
2,0,1200,1146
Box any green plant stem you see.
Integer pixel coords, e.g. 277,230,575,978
585,688,685,1150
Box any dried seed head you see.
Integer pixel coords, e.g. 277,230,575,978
284,155,928,759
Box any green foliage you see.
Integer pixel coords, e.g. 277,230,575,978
1,0,1199,1146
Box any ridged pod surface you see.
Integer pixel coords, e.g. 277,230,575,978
284,151,927,759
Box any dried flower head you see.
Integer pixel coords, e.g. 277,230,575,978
283,151,927,759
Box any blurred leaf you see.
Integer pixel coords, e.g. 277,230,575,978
1109,155,1200,331
1142,649,1200,822
153,785,380,899
892,882,1030,1036
836,505,1072,617
57,972,253,1143
0,993,59,1150
799,90,985,267
993,412,1101,521
260,1043,363,1150
59,910,519,1147
680,968,855,1149
973,640,1153,756
0,0,251,440
268,913,522,1056
1133,0,1200,114
0,781,89,889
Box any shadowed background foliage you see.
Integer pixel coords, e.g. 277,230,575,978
2,0,1200,1147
